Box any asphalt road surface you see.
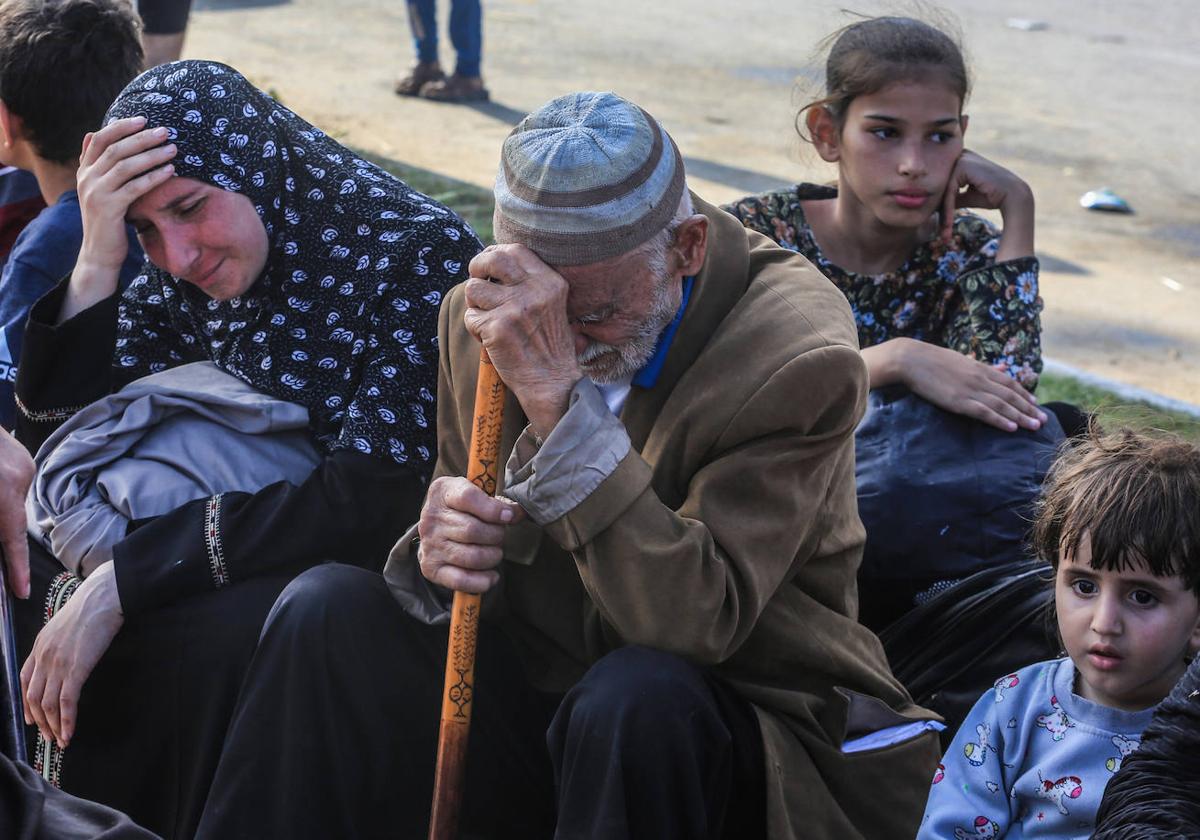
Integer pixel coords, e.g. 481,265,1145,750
187,0,1200,402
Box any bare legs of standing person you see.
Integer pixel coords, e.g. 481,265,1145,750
138,0,193,68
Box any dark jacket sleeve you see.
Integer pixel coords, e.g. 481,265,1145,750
1093,657,1200,837
12,280,143,454
113,448,424,616
16,277,427,617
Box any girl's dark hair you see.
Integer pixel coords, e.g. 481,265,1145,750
1032,425,1200,597
0,0,143,164
797,15,970,139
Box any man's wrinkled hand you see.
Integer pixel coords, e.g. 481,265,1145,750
463,244,582,439
417,476,525,595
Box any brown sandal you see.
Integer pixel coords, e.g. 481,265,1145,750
419,74,489,103
394,62,445,97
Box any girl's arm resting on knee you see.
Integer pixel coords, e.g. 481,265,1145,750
863,338,1046,432
861,340,906,388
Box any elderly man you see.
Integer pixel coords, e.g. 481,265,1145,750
189,92,939,840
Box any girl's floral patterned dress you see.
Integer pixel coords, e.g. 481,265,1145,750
723,183,1043,389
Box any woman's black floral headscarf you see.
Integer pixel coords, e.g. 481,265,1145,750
104,60,481,469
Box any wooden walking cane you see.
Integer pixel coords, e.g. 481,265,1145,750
428,346,506,840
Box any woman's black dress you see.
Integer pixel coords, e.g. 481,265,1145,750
12,60,481,838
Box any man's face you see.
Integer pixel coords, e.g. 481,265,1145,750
558,245,683,384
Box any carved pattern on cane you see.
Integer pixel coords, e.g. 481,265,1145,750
430,348,505,840
468,379,503,495
448,604,478,719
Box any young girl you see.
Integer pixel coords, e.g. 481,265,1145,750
919,428,1200,839
724,16,1049,434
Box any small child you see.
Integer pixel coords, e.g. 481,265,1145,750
0,0,145,428
919,427,1200,839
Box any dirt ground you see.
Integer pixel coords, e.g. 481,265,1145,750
186,0,1200,403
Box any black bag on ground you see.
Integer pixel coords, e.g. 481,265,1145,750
878,558,1060,746
854,385,1064,631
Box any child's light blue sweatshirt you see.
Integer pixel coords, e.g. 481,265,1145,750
918,657,1156,839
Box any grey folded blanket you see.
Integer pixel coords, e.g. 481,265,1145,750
26,362,322,577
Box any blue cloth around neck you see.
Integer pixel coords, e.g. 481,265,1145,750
632,275,694,390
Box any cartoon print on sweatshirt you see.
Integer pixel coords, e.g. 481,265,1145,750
933,763,945,784
964,722,999,766
954,815,1000,839
993,674,1019,703
1035,772,1083,815
1035,695,1075,741
1105,734,1140,772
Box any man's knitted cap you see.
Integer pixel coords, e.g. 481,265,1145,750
493,91,686,266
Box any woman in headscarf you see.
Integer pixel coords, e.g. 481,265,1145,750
10,60,480,836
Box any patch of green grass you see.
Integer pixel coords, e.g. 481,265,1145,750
353,149,496,243
1039,372,1200,442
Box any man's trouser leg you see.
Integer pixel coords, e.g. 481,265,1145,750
448,0,482,77
548,645,766,840
407,0,439,63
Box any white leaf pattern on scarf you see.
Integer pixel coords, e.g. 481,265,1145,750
104,60,481,469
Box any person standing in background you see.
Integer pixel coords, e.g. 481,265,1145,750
394,0,487,102
138,0,192,67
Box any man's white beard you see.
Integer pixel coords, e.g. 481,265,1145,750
577,274,681,384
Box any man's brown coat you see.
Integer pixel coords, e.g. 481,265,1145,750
385,197,938,838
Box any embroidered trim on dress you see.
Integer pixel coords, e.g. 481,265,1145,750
43,570,81,624
15,394,89,424
35,570,81,787
204,493,230,588
33,734,64,788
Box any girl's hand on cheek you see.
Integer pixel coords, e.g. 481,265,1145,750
940,150,1034,243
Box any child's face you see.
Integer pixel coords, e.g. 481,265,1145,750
827,79,964,230
1056,535,1200,711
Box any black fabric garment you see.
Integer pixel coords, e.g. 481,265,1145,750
13,541,291,839
1093,655,1200,837
137,0,191,35
195,565,765,840
878,559,1060,748
0,750,159,840
549,646,766,840
1043,400,1091,440
855,385,1064,631
15,282,424,615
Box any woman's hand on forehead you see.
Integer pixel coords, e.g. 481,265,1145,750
62,116,179,322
